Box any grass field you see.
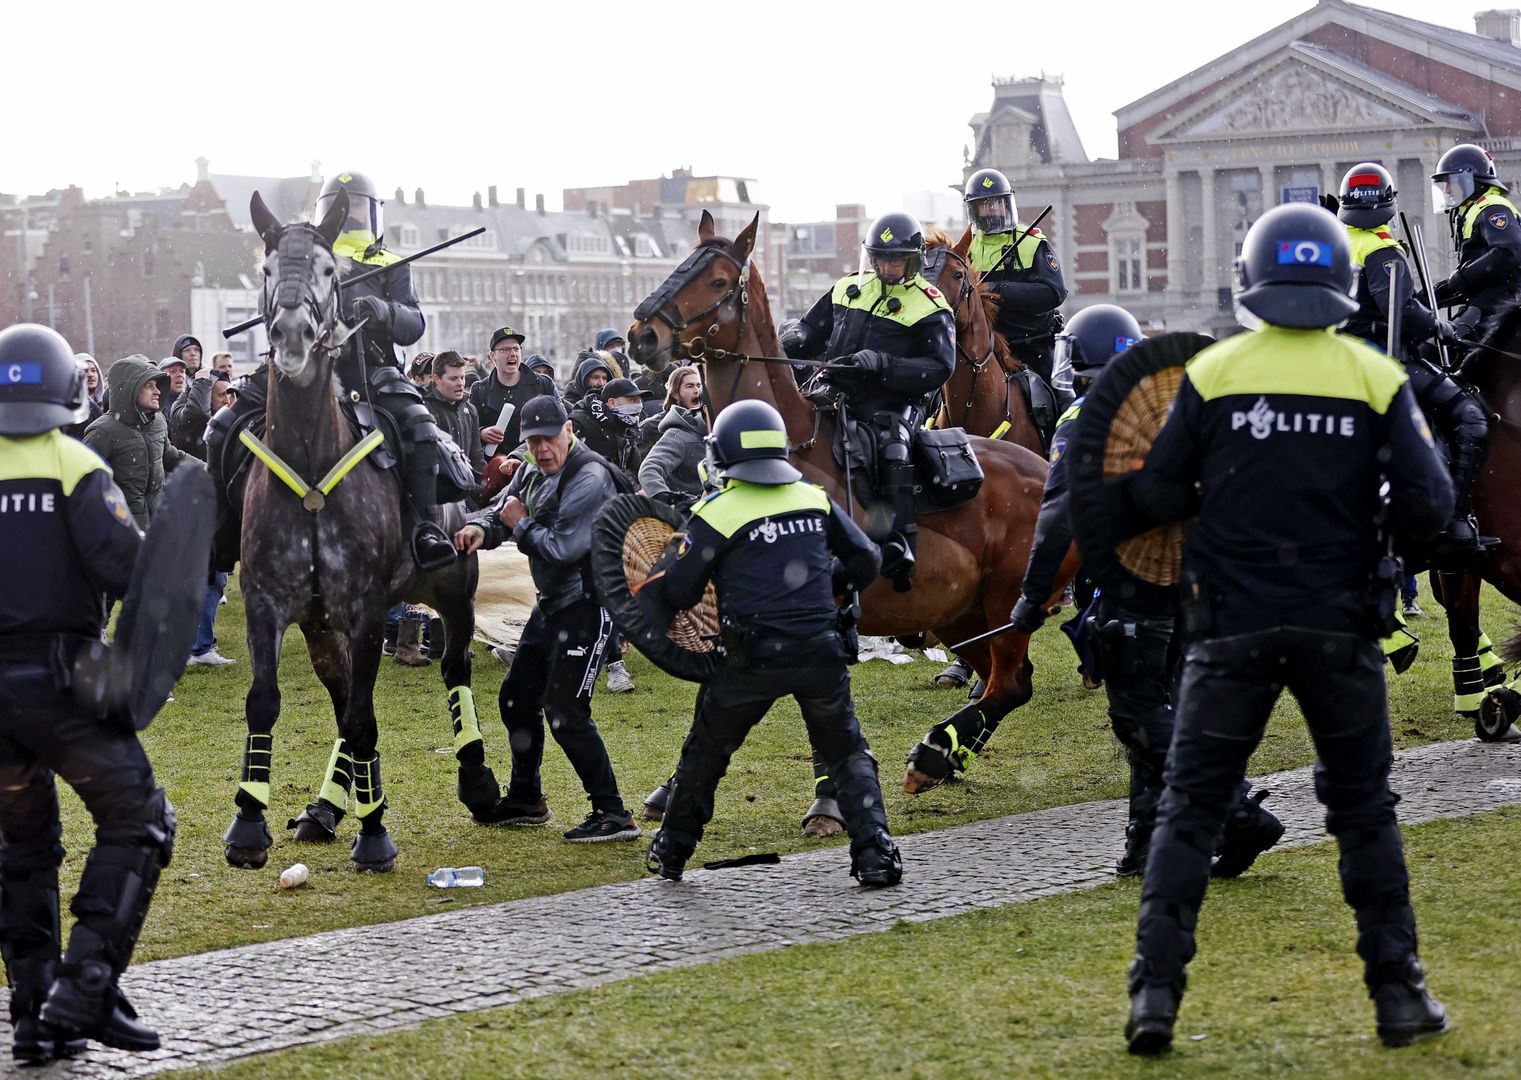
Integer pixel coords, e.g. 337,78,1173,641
189,808,1521,1079
50,573,1494,963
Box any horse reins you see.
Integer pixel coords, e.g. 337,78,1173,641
928,247,1017,437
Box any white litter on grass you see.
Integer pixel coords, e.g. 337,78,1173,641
924,648,949,663
857,637,913,665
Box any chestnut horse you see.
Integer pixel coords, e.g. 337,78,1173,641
926,228,1044,455
629,211,1075,791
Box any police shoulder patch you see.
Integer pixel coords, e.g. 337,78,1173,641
1049,436,1066,464
1491,212,1510,229
102,481,132,526
1046,251,1061,271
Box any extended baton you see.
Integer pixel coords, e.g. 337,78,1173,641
984,205,1054,277
222,226,488,339
1397,211,1450,371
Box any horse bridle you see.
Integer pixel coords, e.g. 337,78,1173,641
925,247,1012,432
262,224,342,348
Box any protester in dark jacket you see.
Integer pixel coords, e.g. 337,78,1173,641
63,354,105,440
82,355,190,527
638,366,707,505
168,366,226,459
570,377,647,485
171,334,203,374
564,352,618,407
470,327,558,460
424,350,485,475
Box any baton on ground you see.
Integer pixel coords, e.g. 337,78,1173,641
222,226,488,339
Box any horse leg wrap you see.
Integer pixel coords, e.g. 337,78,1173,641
351,754,386,821
237,732,273,810
317,738,354,810
1452,654,1484,716
1478,632,1506,688
449,686,484,762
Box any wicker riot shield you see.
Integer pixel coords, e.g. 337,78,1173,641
591,494,723,683
1067,332,1215,609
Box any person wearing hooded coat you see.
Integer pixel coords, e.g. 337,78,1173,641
565,352,619,408
82,356,190,528
638,365,708,507
63,355,105,441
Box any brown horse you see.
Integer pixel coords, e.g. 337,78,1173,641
926,227,1045,455
221,192,495,872
1434,312,1521,737
628,211,1076,791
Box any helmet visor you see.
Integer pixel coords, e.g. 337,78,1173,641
318,191,382,237
1051,334,1075,393
859,246,917,286
1432,172,1475,212
968,194,1016,234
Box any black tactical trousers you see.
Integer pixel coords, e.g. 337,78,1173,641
662,656,888,854
1092,602,1178,839
0,658,173,981
499,600,626,816
1134,628,1415,992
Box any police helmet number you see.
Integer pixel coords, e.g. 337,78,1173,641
1277,240,1332,267
2,363,42,385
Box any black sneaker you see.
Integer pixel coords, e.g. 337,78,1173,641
563,809,641,843
479,796,551,826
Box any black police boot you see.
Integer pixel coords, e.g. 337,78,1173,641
1371,957,1448,1047
401,442,458,572
41,953,159,1053
880,462,918,593
645,829,693,882
1125,957,1182,1055
1432,436,1494,560
1116,821,1151,878
1211,789,1284,879
849,828,903,888
8,957,86,1066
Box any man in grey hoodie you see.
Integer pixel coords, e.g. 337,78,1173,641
454,395,639,843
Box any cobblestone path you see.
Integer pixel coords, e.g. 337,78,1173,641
36,739,1521,1076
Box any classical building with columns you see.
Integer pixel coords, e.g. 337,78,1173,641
969,1,1521,335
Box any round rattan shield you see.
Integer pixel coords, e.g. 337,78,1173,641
591,494,723,683
1067,332,1215,609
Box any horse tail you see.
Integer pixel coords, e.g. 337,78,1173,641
1498,624,1521,666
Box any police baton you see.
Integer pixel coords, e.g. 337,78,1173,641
1397,211,1451,371
983,205,1053,278
1385,261,1403,359
948,622,1018,652
222,226,488,340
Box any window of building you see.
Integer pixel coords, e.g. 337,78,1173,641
1115,238,1144,293
400,224,421,248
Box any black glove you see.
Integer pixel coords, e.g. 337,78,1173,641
1318,193,1340,214
1436,319,1463,344
350,295,393,331
780,328,810,359
1432,276,1458,306
848,349,889,373
1009,596,1046,634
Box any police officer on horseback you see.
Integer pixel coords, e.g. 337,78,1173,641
642,400,901,887
0,325,176,1060
1335,161,1490,556
779,211,955,591
1121,204,1453,1054
1431,143,1521,326
206,170,457,571
963,167,1068,439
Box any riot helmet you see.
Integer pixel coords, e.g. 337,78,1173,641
964,168,1017,234
1053,305,1143,391
1338,163,1397,229
1231,204,1359,330
706,399,801,485
1431,144,1504,212
0,323,88,436
860,211,926,285
315,170,383,237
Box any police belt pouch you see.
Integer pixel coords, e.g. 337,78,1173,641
721,619,851,669
912,427,983,507
591,493,722,683
73,466,218,730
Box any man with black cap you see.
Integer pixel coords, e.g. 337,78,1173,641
170,335,202,375
470,326,557,460
453,395,640,842
641,399,900,887
569,376,650,485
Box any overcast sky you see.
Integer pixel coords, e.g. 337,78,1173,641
9,0,1476,222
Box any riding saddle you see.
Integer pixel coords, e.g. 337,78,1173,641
829,406,983,528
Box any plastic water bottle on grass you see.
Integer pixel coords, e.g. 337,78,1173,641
427,866,485,888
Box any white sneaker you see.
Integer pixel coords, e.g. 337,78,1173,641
605,661,635,693
188,649,236,667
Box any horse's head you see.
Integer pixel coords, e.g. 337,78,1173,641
629,209,759,372
925,227,1003,375
251,190,347,388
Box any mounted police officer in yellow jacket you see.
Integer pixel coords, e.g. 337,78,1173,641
1334,161,1490,556
206,170,457,571
964,167,1069,441
779,211,954,591
641,400,901,888
1431,143,1521,325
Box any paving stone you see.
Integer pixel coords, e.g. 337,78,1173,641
23,739,1521,1076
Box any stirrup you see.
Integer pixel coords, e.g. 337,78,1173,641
411,522,457,571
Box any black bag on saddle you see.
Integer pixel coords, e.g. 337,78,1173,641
912,427,984,508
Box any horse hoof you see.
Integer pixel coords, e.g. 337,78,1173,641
802,815,845,839
288,800,342,843
903,740,952,795
641,804,665,822
351,829,398,873
222,813,272,869
225,846,269,870
642,782,672,821
1477,688,1521,742
903,764,945,795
